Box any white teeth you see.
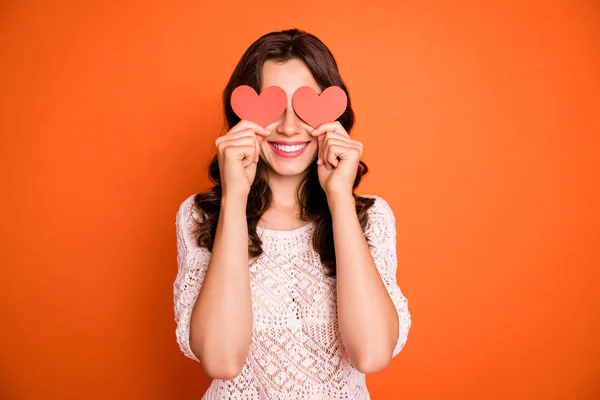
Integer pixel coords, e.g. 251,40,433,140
272,143,307,153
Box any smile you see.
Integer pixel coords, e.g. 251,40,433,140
271,142,308,152
268,141,310,158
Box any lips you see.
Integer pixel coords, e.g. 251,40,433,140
268,141,310,158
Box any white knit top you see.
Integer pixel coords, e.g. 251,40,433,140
173,193,411,399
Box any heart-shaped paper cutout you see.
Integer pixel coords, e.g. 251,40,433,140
292,86,348,128
230,85,287,127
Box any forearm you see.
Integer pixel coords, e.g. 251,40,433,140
329,194,399,373
190,195,253,378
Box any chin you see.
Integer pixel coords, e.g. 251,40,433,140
268,163,314,177
261,141,317,177
263,154,316,176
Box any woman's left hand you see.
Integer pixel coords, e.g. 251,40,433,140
311,121,363,198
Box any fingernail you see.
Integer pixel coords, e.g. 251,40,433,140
264,128,270,134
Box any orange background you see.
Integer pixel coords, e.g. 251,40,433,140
1,1,599,399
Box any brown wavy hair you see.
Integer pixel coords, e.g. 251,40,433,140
193,28,375,276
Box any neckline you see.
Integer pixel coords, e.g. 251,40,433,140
256,221,315,237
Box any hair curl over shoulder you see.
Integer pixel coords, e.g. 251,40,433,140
193,28,374,276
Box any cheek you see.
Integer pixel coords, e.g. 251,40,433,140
306,141,318,158
259,141,271,156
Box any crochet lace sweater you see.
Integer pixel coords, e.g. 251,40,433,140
173,193,411,399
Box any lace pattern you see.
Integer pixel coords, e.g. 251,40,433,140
173,193,411,399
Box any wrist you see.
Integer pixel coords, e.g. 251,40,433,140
326,191,355,211
221,193,248,210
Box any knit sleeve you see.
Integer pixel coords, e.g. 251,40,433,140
173,194,211,363
364,196,412,358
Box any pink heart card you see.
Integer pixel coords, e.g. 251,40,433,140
291,86,348,128
230,85,287,127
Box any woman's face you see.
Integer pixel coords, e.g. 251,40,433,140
259,58,320,177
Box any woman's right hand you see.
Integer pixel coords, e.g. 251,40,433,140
215,120,271,198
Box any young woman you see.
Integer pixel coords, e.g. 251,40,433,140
173,28,411,399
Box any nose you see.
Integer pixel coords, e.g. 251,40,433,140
275,104,303,136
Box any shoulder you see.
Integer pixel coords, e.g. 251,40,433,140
359,194,396,222
177,193,204,224
359,194,397,245
176,193,206,246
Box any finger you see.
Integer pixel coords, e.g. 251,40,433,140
322,137,357,167
243,151,254,168
229,119,271,137
216,129,267,151
322,131,355,143
311,121,348,138
325,144,356,168
230,120,270,136
317,134,326,166
254,135,260,163
322,136,352,149
223,144,255,167
216,128,254,145
321,137,339,168
216,134,256,150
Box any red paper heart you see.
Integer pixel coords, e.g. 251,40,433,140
292,86,348,128
230,85,287,127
